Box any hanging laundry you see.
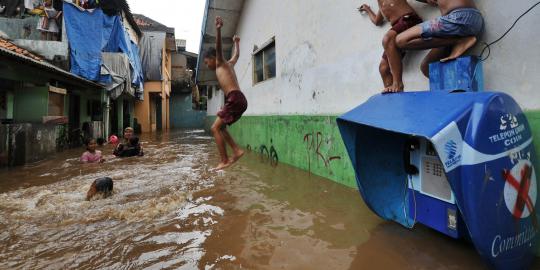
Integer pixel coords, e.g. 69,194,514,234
23,0,39,10
37,1,61,40
27,0,45,15
139,31,166,81
101,52,134,99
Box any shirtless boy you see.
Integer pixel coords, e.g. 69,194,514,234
203,16,248,171
396,0,484,77
359,0,423,93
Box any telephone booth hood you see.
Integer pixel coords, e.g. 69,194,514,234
337,91,539,269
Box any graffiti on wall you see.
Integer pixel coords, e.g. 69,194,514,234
247,139,279,167
303,131,341,173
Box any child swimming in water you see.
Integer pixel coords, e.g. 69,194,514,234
113,134,144,158
86,177,114,200
80,138,105,164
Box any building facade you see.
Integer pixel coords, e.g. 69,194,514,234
198,0,540,188
170,41,206,129
133,14,175,133
0,37,105,167
0,0,143,167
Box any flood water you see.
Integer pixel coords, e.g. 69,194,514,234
0,130,538,269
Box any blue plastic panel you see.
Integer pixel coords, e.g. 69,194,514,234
408,190,462,239
429,56,484,92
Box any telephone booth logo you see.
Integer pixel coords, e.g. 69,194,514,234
503,160,537,219
500,113,519,131
445,140,458,160
444,140,461,168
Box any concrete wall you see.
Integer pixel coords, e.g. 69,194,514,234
0,124,7,167
6,91,14,119
134,90,151,132
0,123,61,167
207,86,222,116
122,11,140,44
0,16,42,40
0,91,7,119
13,39,69,62
134,41,173,133
13,85,48,123
170,92,206,129
0,17,69,61
172,53,190,82
207,0,540,116
204,0,540,191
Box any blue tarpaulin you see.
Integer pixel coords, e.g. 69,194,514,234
63,3,108,81
63,2,144,99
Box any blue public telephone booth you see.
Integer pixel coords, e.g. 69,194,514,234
337,57,539,269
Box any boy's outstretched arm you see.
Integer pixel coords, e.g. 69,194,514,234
215,16,225,64
358,4,384,26
228,35,240,66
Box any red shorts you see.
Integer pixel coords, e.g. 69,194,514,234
382,13,423,60
217,90,248,125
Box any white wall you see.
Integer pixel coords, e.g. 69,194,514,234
207,86,224,116
207,0,540,116
122,12,140,44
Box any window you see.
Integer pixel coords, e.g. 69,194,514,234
253,39,276,84
48,86,66,116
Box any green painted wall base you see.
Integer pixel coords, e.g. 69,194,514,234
526,111,540,174
208,111,540,256
208,111,540,190
525,111,540,257
207,115,357,188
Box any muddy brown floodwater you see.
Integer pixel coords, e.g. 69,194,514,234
0,130,538,269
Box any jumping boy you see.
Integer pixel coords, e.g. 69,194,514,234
359,0,423,93
203,16,248,171
395,0,484,78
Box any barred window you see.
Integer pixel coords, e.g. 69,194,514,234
253,39,275,84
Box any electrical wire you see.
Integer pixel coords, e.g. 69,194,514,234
403,174,417,229
478,1,540,62
469,2,540,89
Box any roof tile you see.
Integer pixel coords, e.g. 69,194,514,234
0,38,43,61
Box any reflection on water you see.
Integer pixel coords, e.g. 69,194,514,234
0,130,537,269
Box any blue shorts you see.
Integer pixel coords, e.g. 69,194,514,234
421,8,484,40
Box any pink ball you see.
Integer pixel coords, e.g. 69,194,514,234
109,135,119,145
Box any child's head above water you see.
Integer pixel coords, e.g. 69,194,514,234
124,127,135,140
85,138,97,152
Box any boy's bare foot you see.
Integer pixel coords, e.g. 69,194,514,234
213,162,231,171
228,149,245,165
440,36,477,62
382,82,404,94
